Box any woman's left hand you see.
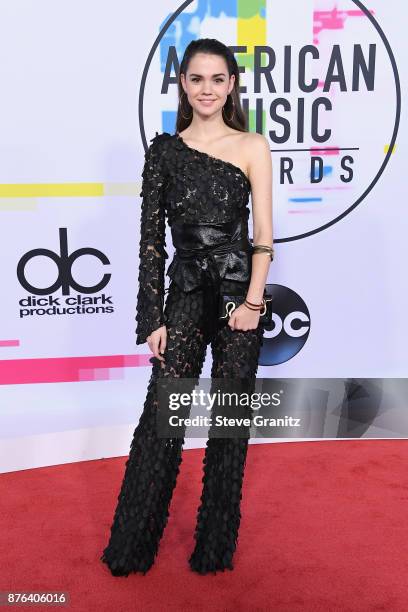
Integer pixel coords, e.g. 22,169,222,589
228,303,261,332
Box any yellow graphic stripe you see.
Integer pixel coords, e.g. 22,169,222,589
237,0,267,70
0,182,140,198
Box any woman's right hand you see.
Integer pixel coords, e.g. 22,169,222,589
147,325,167,362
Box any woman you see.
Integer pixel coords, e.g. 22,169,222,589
101,38,273,576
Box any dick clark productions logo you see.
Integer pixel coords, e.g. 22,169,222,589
17,228,113,317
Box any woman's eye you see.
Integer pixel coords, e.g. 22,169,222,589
191,78,224,83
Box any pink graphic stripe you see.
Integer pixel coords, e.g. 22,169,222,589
0,354,154,385
0,340,20,347
310,147,340,156
288,186,350,191
313,7,375,44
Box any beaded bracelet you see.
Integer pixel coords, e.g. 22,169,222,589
244,298,265,312
244,302,261,311
245,298,264,309
244,299,267,316
244,303,260,312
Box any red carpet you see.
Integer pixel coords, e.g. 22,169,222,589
2,440,408,611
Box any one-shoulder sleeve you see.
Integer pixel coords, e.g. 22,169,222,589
135,133,169,345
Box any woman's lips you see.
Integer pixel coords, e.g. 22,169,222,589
198,99,215,106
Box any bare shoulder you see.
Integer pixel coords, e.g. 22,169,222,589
240,133,272,186
242,131,271,156
227,130,270,173
243,132,271,177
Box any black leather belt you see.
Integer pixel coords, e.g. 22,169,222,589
170,219,252,341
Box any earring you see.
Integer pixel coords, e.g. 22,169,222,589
179,91,192,120
223,94,235,121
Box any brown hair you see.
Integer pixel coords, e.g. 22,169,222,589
176,38,247,134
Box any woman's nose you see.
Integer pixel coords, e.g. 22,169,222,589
201,84,213,94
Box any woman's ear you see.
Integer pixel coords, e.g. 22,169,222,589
228,73,235,95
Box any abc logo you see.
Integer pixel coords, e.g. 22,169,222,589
259,285,310,366
17,228,111,295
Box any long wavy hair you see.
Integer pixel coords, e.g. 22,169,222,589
176,38,247,134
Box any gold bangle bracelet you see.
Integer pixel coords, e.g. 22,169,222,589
252,244,274,261
253,244,274,251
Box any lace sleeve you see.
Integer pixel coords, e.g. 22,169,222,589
135,134,169,345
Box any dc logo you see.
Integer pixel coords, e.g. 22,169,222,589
259,284,310,366
17,228,111,296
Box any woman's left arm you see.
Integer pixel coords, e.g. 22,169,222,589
246,133,273,305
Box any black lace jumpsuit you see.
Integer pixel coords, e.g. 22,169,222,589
100,131,265,576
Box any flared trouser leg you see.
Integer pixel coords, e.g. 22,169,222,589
100,315,207,576
189,319,265,574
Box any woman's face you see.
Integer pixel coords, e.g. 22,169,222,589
181,52,235,119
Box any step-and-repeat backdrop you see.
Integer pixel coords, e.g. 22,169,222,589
0,0,406,472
